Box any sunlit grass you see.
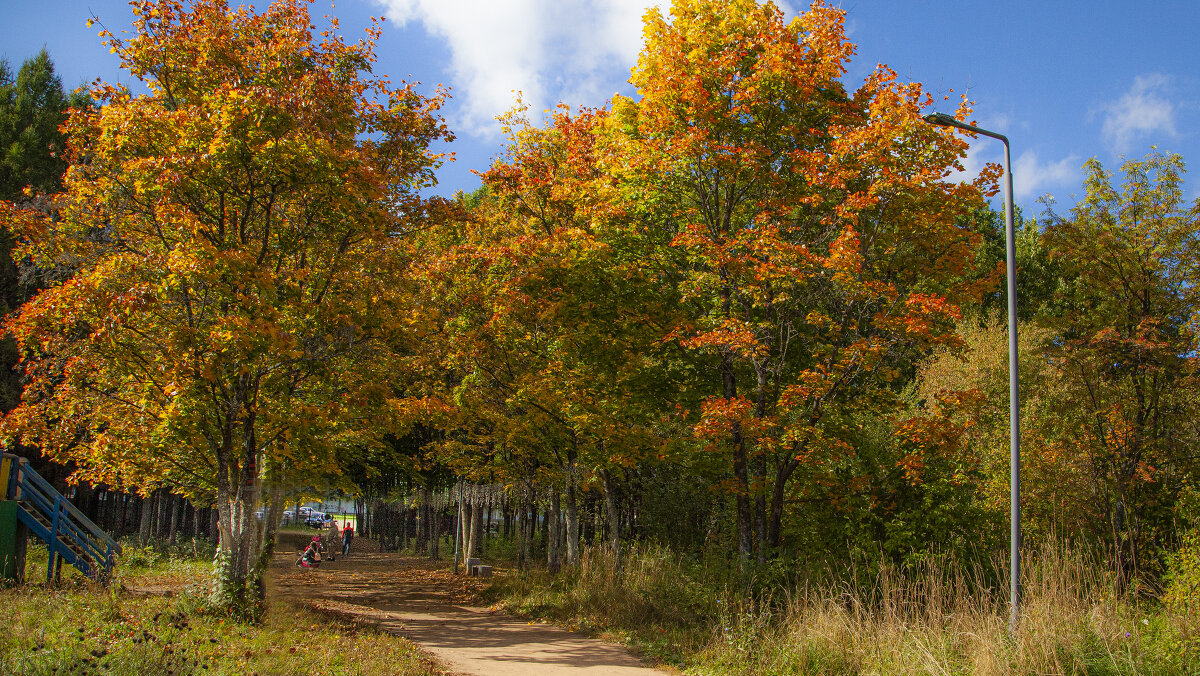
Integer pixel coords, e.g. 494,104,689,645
2,546,441,676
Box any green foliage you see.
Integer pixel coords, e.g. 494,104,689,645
206,547,265,623
1038,152,1200,573
964,203,1064,324
1164,531,1200,613
628,457,731,556
1,0,453,619
118,536,218,569
912,317,1093,547
782,410,999,568
0,49,75,202
0,49,82,415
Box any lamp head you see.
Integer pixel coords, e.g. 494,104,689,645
922,112,959,127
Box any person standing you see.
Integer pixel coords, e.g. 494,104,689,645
341,522,354,556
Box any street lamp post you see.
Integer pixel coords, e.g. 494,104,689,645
923,112,1020,632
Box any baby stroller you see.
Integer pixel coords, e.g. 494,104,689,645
296,536,323,568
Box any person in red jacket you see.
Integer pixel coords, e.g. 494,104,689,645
341,522,354,556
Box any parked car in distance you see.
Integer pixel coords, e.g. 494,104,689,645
254,507,299,523
305,512,334,528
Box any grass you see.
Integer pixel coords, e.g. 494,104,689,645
2,543,442,676
487,541,1200,675
483,543,724,665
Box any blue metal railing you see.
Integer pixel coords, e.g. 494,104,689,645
2,453,121,583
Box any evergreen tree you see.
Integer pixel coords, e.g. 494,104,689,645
0,49,79,413
0,49,74,202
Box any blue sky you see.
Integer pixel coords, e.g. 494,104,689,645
2,0,1198,213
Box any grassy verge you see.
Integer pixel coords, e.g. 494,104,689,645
482,543,723,666
486,542,1200,675
3,546,441,675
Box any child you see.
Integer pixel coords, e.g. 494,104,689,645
297,535,323,568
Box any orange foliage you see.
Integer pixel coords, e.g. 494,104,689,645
0,0,452,603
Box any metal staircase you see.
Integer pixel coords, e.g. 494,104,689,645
1,453,120,584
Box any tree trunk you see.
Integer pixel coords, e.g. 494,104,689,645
470,497,484,559
485,499,493,544
517,498,530,570
540,504,550,555
416,495,428,554
356,499,366,537
169,494,183,545
548,490,562,573
180,499,191,540
429,501,440,560
754,489,767,565
456,500,466,560
601,468,621,566
119,493,130,535
383,504,393,551
99,489,112,532
767,455,799,550
147,490,160,540
74,484,96,522
502,497,512,538
214,482,264,621
400,504,409,551
139,494,152,544
160,491,170,540
564,458,580,567
210,421,271,624
716,271,754,570
731,423,753,570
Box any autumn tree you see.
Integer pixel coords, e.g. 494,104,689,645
0,0,450,618
906,154,1200,576
907,317,1086,557
417,104,689,567
612,0,988,565
1041,152,1200,574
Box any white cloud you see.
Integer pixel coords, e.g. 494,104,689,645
1100,73,1178,154
1012,149,1078,201
374,0,670,137
985,113,1010,134
945,139,1077,203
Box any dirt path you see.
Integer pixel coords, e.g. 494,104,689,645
270,538,668,676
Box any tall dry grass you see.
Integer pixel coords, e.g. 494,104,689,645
704,542,1153,674
492,540,1199,675
488,543,723,662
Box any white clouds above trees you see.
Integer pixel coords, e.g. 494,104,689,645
1013,150,1079,201
1100,73,1178,154
375,0,669,137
